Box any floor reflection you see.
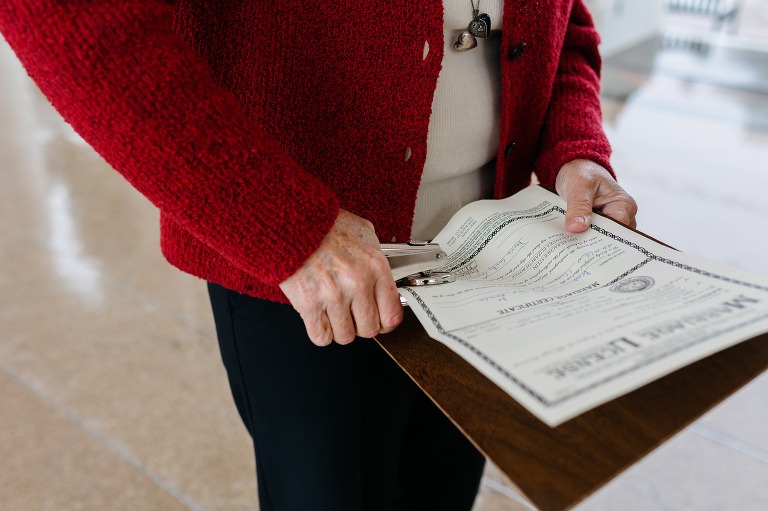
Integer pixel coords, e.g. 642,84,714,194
46,179,105,306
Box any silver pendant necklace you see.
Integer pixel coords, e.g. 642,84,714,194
453,0,491,52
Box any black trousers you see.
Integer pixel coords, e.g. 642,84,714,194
207,283,485,511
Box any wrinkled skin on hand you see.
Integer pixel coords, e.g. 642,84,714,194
282,160,637,346
555,159,638,233
279,209,404,346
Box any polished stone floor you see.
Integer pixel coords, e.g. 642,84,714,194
2,6,768,511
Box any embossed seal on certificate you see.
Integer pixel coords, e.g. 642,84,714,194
610,276,655,293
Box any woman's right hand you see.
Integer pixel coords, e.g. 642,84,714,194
279,209,404,346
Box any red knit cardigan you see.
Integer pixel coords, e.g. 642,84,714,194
0,0,612,304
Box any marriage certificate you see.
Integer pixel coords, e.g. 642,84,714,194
401,185,768,426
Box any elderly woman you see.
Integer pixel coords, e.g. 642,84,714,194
0,0,637,510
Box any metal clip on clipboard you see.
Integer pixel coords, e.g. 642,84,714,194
381,241,456,306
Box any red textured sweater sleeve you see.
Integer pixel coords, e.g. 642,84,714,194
0,0,340,287
533,0,614,185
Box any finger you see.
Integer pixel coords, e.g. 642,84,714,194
300,308,334,347
325,296,357,345
350,289,381,338
599,195,638,228
374,275,404,334
564,185,596,233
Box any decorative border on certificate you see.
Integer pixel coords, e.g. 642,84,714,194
447,208,559,272
406,208,768,409
403,288,549,404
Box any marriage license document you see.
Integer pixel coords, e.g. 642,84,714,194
400,186,768,426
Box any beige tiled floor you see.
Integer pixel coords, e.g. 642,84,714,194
3,5,768,511
0,30,529,511
0,372,191,511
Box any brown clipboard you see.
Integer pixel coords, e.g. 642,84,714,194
375,189,768,511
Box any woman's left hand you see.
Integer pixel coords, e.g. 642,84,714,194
555,159,638,233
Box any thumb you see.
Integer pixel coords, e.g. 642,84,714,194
564,186,596,233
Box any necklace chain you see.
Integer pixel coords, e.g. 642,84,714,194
471,0,480,18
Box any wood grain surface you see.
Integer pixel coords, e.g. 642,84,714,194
376,312,768,511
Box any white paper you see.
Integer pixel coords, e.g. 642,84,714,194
401,186,768,426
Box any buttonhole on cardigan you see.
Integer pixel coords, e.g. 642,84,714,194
391,236,397,243
505,142,516,158
423,41,430,60
405,147,412,162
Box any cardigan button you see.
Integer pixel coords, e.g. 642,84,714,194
504,142,516,158
405,146,412,162
423,40,430,60
509,43,527,62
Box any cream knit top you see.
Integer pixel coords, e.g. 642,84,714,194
410,1,505,240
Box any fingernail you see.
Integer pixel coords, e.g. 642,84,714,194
571,216,587,225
